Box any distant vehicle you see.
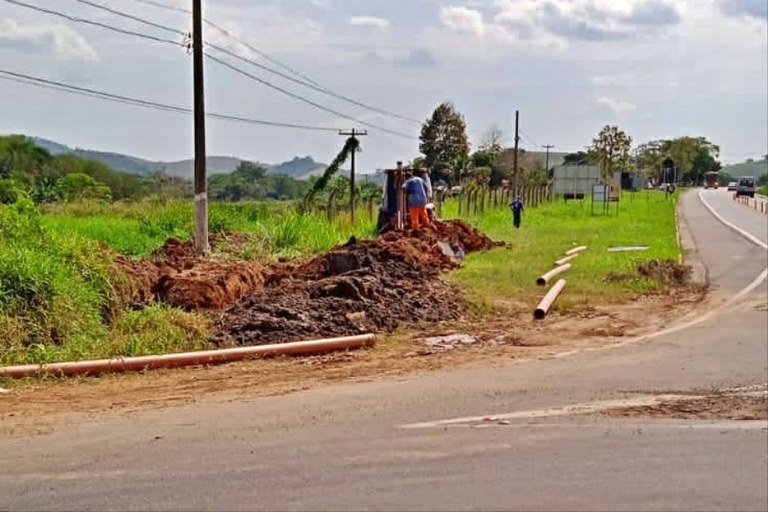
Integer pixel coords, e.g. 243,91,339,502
727,181,738,191
736,176,755,198
703,171,719,189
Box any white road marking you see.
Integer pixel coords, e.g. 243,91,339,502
400,395,698,429
698,190,767,250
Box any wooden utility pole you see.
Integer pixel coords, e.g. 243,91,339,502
192,0,208,255
513,110,520,194
543,144,555,173
339,128,367,224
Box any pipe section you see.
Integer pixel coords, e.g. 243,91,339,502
534,279,566,320
554,254,578,266
0,334,376,379
564,245,587,256
536,263,572,286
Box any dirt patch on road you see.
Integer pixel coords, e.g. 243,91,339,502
604,385,768,420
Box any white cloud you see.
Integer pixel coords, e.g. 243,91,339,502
0,19,97,61
349,16,391,31
439,6,485,37
597,96,637,116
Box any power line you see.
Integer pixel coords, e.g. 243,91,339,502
6,0,419,138
0,69,341,132
1,0,184,47
102,0,423,125
205,54,414,139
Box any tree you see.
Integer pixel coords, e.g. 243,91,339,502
589,125,633,184
562,151,596,166
419,102,470,185
479,124,504,155
667,136,719,185
56,173,112,202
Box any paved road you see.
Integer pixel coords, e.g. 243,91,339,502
1,190,766,512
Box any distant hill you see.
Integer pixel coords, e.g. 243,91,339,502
721,159,768,178
25,136,330,179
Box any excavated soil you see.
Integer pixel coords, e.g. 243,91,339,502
210,220,500,346
116,238,267,311
114,220,499,345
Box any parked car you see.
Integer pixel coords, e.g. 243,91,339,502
736,176,755,198
727,181,738,191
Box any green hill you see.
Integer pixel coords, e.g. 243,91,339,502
721,159,768,179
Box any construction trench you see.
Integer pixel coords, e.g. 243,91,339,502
115,219,503,348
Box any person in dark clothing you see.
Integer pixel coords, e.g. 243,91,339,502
510,195,524,228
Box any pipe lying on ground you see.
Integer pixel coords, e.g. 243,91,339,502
534,279,567,320
554,254,579,266
564,245,587,256
536,263,572,286
0,334,376,379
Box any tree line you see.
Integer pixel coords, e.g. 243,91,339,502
0,135,313,204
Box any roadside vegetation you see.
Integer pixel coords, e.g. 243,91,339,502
444,190,681,314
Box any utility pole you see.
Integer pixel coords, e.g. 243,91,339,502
339,128,367,224
192,0,208,255
543,144,555,173
512,110,520,194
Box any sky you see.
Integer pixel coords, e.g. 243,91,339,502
0,0,766,171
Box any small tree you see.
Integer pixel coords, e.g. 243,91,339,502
419,102,470,185
589,125,632,184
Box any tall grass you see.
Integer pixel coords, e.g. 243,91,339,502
0,199,209,368
42,199,377,257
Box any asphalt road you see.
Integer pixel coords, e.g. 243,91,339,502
1,189,766,512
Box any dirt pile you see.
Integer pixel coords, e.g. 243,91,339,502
637,259,692,285
211,220,499,346
113,220,500,344
115,238,267,311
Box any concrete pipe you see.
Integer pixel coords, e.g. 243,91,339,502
536,263,572,286
554,254,579,266
534,279,567,320
564,245,587,256
0,334,376,379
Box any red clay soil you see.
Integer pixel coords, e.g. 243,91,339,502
115,238,268,311
113,219,502,346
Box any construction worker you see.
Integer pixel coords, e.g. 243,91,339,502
403,170,430,230
509,195,524,228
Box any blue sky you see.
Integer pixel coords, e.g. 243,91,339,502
0,0,766,170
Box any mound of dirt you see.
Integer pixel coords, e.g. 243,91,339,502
211,220,500,346
113,220,501,343
637,259,692,286
115,238,268,311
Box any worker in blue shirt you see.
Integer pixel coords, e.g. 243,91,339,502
509,195,524,228
403,170,430,230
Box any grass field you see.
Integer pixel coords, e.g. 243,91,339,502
758,185,768,196
1,190,681,370
42,199,377,257
443,190,681,314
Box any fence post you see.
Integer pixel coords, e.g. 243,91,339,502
458,191,463,217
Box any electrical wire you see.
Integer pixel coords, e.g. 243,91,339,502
4,0,419,138
205,54,414,139
1,0,184,47
101,0,423,125
0,69,341,132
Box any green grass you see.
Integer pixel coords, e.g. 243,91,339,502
758,185,767,196
41,199,377,257
443,190,681,314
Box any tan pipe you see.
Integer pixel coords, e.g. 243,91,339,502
564,245,587,256
537,263,572,286
554,253,579,266
534,279,566,319
0,334,376,379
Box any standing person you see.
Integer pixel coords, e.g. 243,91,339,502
509,195,524,228
403,170,430,230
